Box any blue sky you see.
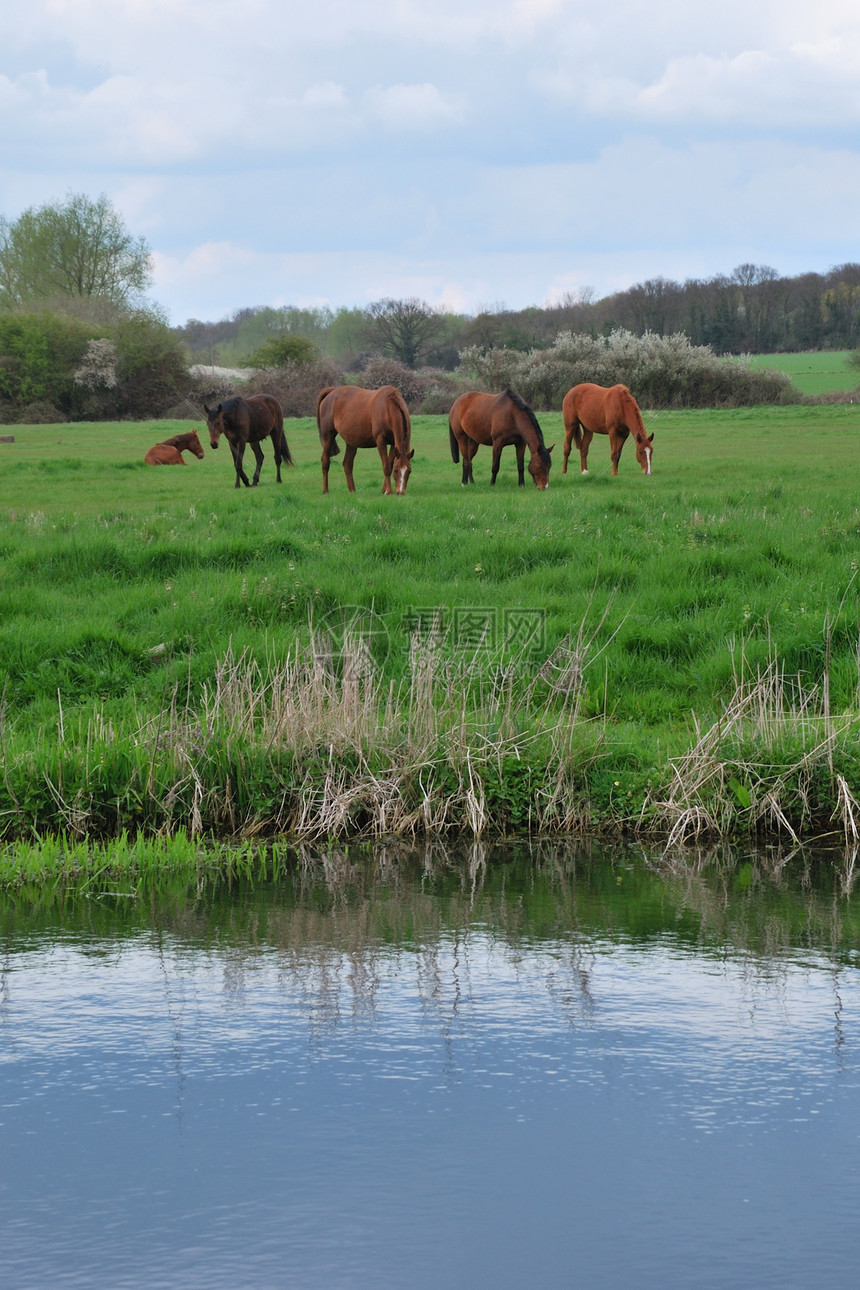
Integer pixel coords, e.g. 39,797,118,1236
3,0,859,324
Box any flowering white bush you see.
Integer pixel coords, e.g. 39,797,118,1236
73,338,118,390
458,329,797,409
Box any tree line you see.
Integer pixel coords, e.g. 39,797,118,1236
180,264,860,375
1,191,859,422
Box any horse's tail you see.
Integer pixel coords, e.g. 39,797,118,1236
279,425,294,466
449,421,460,463
316,386,339,455
270,401,294,466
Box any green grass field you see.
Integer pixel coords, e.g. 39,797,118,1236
749,351,859,396
0,402,859,858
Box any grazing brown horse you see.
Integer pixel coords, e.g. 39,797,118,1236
204,394,293,487
317,385,414,495
449,389,553,488
144,429,205,465
562,383,654,477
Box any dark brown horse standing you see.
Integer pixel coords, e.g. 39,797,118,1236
317,385,413,495
144,429,205,465
449,389,553,488
562,383,654,476
204,395,293,487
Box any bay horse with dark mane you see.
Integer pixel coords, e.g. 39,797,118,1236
144,429,204,465
317,385,413,495
449,389,553,488
562,383,654,477
204,394,294,487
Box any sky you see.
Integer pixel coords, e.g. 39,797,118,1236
2,0,860,325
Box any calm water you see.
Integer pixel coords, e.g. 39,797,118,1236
2,840,859,1289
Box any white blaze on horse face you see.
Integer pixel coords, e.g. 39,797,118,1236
643,447,652,475
394,459,411,493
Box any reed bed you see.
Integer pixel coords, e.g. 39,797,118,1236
1,631,858,881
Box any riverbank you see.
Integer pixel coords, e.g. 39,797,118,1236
1,406,859,869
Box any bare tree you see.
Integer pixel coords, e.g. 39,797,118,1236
364,297,444,368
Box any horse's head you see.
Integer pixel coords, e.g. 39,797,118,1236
393,448,415,495
203,403,224,449
634,431,654,475
528,443,554,490
189,429,205,460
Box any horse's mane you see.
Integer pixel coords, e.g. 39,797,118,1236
385,385,411,441
504,388,549,450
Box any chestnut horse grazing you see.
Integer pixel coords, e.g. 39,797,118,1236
317,385,413,495
449,389,553,488
562,383,654,477
204,395,293,487
144,429,205,465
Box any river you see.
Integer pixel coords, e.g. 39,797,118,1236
2,838,858,1288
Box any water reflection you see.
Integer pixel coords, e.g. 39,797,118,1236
1,839,859,1289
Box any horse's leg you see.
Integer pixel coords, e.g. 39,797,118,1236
515,440,526,487
377,440,393,495
490,440,504,486
250,441,264,486
455,432,471,485
343,443,359,492
562,415,577,474
579,428,594,475
272,430,283,483
462,446,473,486
321,435,334,493
609,428,628,476
232,442,250,488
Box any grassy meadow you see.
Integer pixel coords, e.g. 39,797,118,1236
1,401,860,874
750,350,859,397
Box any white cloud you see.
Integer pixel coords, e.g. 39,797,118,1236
365,82,464,129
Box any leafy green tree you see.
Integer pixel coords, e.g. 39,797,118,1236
0,192,152,309
243,335,317,368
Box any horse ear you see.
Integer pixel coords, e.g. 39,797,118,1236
409,449,415,459
648,432,654,443
203,403,209,415
546,443,555,453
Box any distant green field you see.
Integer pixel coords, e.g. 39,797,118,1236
750,351,859,396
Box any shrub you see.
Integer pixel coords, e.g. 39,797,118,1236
359,356,471,412
0,312,95,415
242,357,345,417
458,329,802,409
0,307,192,421
112,310,192,418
